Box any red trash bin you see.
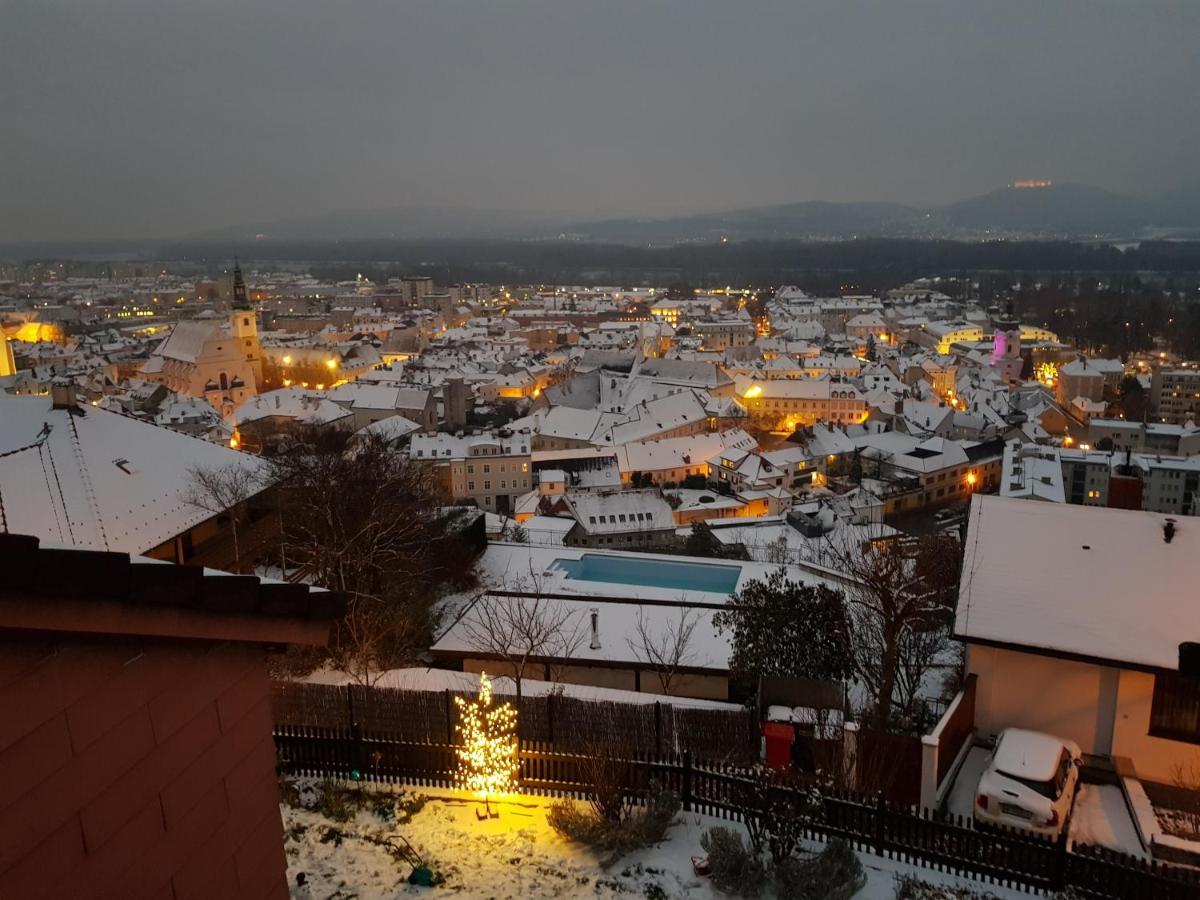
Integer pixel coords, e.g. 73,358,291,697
762,721,795,770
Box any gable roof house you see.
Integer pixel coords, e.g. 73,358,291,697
956,495,1200,785
0,391,275,572
233,387,354,450
562,489,677,549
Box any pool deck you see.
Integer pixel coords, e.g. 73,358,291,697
468,541,843,603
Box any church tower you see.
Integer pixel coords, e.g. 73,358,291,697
990,300,1022,383
229,258,263,386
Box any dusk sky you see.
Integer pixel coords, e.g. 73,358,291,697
3,1,1198,240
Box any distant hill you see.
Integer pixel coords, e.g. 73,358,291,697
942,183,1154,235
195,183,1200,245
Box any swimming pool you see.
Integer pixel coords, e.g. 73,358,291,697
552,553,742,594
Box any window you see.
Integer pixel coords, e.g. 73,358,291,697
483,464,491,474
483,481,491,490
467,464,474,474
1151,672,1200,743
468,481,475,491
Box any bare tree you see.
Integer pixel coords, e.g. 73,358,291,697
824,529,961,729
460,576,584,699
335,593,426,687
269,432,477,681
625,607,700,695
183,461,268,573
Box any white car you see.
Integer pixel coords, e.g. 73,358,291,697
973,727,1082,838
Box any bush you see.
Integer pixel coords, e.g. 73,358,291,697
700,827,768,898
775,839,864,900
548,789,680,866
313,778,362,822
893,873,1004,899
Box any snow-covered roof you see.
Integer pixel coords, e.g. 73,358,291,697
235,387,352,427
433,591,733,672
354,414,421,442
0,395,271,554
956,495,1200,671
410,430,530,459
564,489,675,534
152,320,217,364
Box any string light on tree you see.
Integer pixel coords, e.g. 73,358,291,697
453,672,518,818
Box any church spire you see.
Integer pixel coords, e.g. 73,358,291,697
231,257,250,310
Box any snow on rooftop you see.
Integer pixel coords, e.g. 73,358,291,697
956,495,1200,670
0,395,271,554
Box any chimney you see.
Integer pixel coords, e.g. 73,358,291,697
1164,519,1177,544
589,608,601,650
51,379,76,410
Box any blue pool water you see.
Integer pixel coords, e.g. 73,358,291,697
553,553,742,594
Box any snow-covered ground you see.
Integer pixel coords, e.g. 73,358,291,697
945,746,991,822
282,779,1032,899
1068,784,1147,859
944,749,1147,860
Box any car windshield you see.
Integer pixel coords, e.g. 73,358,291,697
1000,748,1071,800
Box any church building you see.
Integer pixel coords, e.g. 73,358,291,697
141,261,263,419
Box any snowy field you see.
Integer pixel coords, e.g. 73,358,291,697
282,778,1032,899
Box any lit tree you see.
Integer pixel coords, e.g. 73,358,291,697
454,672,519,817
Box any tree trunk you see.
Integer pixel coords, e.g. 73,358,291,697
876,624,900,728
231,515,241,574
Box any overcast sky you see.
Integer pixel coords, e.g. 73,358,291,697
2,1,1197,240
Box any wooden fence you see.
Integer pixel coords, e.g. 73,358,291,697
273,725,1200,900
271,680,759,763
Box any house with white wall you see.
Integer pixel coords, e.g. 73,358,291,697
956,494,1200,785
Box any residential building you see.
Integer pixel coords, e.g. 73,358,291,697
562,489,676,549
1055,357,1123,409
1001,442,1200,515
410,430,533,514
1088,419,1200,456
1151,366,1200,425
737,378,867,430
0,390,275,570
956,495,1200,785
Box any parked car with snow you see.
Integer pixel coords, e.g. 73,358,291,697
973,728,1082,838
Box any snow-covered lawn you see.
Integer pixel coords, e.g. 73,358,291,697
281,778,1032,899
1068,784,1147,859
